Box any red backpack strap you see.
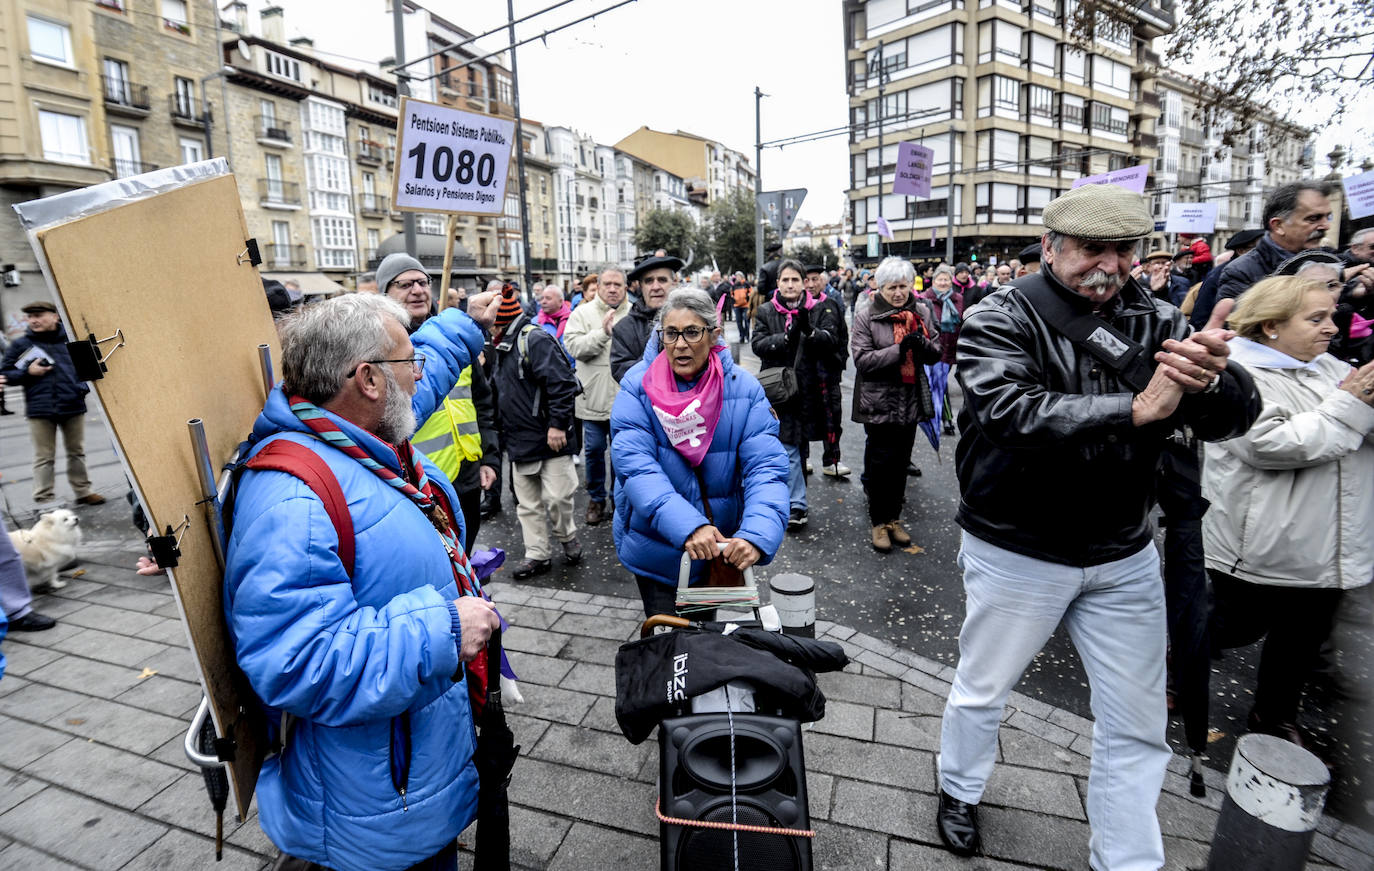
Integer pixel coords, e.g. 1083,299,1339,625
246,439,355,577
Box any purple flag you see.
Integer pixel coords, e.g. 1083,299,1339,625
876,216,893,239
893,141,934,198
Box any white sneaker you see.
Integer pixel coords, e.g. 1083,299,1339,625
822,463,851,477
804,461,813,474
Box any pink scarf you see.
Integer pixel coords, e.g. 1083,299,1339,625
537,301,572,337
770,290,816,331
1351,312,1373,339
642,346,726,467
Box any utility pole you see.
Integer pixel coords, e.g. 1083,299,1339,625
392,0,417,257
754,86,765,280
507,0,533,290
875,40,884,230
946,125,956,263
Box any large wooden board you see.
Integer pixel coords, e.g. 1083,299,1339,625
36,174,278,818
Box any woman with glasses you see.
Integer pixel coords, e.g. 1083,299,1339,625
850,256,942,553
610,288,789,618
752,259,845,531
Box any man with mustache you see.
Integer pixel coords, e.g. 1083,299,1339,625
1216,181,1333,304
934,183,1261,869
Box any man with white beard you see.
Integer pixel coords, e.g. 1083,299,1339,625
223,292,502,871
934,183,1261,870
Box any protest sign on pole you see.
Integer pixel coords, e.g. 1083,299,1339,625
1342,168,1374,220
894,141,934,198
1165,202,1219,234
877,216,893,239
1071,163,1150,194
391,96,516,215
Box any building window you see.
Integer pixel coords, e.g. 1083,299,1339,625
1090,55,1131,96
161,0,190,35
1058,93,1086,131
110,125,141,177
1025,84,1055,123
96,0,126,11
1020,185,1053,219
38,110,88,164
975,182,1019,222
1024,32,1056,77
313,216,357,269
368,83,397,108
1023,136,1054,176
977,20,1022,64
977,75,1020,119
976,130,1019,171
173,77,196,117
103,58,132,103
265,50,302,83
1094,12,1131,52
27,16,73,66
1059,44,1085,85
179,137,203,164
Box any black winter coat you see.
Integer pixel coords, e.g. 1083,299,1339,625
610,296,656,383
850,295,942,426
751,296,843,445
1215,234,1297,305
491,314,581,463
0,325,89,419
954,268,1261,567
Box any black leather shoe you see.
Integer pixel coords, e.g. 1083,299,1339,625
479,492,502,520
561,537,583,564
936,790,982,857
9,611,57,632
510,558,551,580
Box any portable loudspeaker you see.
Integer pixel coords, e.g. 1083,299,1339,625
658,713,812,871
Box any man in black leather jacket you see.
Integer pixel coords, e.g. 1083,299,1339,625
934,183,1261,870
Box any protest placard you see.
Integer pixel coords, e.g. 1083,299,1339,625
391,97,516,215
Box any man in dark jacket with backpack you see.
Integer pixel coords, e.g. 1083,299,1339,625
490,292,584,578
0,300,104,504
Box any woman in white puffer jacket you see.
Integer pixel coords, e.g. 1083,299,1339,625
1203,275,1374,746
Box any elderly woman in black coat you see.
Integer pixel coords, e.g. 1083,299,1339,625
752,258,843,532
850,257,942,552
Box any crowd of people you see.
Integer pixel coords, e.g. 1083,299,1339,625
2,175,1371,871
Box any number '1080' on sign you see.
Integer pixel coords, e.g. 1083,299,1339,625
406,143,498,186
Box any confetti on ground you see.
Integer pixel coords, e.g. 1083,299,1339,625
1208,729,1226,743
66,718,86,726
69,569,86,578
138,668,158,679
903,545,925,554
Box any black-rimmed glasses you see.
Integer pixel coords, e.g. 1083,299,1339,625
659,326,709,345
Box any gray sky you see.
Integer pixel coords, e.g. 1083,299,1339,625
251,0,852,228
251,0,1370,227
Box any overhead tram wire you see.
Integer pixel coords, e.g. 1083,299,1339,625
385,0,584,73
405,0,639,82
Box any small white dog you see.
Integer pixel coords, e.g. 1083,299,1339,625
9,508,82,593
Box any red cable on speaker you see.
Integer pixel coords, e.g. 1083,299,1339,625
654,798,816,838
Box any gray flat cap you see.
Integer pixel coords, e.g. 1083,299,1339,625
376,252,427,292
1042,184,1154,241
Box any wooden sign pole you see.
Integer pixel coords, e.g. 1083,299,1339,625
437,215,457,311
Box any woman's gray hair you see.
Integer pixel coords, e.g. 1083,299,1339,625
932,264,955,280
873,256,915,290
281,293,410,406
657,288,722,342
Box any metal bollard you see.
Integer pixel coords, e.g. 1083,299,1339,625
1206,733,1330,870
769,573,815,637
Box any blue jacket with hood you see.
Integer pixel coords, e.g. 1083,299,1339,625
224,308,485,871
610,335,789,587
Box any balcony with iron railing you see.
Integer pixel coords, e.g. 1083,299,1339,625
258,179,301,207
529,257,559,272
358,193,388,217
169,93,208,127
363,247,379,266
576,227,588,240
113,159,158,179
588,197,599,211
265,244,307,269
102,76,150,115
356,141,383,165
256,115,292,146
575,195,585,207
477,254,498,268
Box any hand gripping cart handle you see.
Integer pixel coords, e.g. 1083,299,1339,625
675,542,761,615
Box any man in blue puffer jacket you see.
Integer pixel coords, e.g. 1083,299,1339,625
224,293,501,871
610,289,790,617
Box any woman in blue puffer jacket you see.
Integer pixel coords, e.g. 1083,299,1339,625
611,288,789,618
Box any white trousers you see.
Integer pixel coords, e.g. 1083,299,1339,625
939,532,1171,871
511,455,578,561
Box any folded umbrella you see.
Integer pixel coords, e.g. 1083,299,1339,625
473,627,519,871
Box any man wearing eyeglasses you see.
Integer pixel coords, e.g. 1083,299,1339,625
375,253,502,555
223,291,503,871
611,253,684,382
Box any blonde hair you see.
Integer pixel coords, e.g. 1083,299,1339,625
1228,276,1329,341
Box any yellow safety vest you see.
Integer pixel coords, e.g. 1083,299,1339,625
412,366,483,482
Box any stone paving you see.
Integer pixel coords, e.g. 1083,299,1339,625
2,532,1373,869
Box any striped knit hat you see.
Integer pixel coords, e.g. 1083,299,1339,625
493,286,523,336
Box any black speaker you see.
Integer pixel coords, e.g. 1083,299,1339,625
658,714,812,871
